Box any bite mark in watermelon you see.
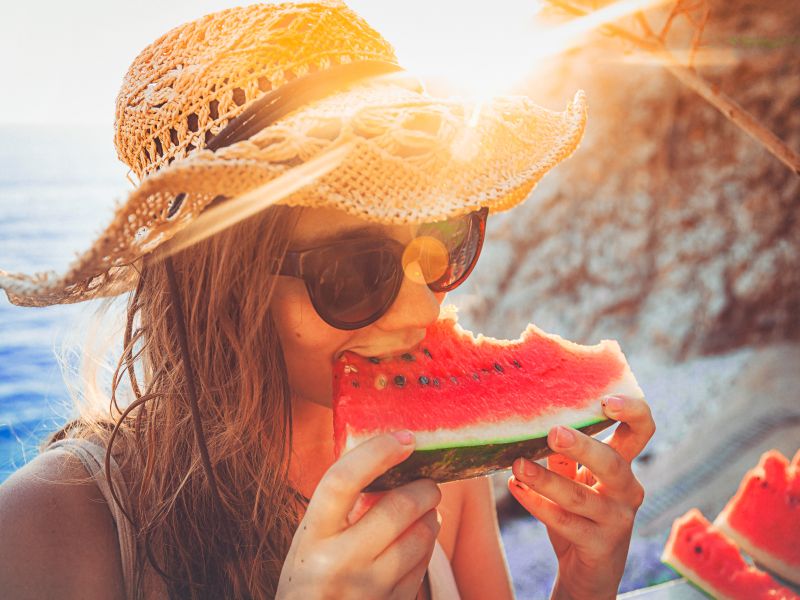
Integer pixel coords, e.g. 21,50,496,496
714,449,800,586
332,305,643,491
661,508,799,600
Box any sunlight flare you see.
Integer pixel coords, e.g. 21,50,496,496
352,0,672,99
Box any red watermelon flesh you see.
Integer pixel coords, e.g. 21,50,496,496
332,305,643,491
661,508,800,600
714,449,800,585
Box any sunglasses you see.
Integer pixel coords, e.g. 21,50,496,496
275,207,488,330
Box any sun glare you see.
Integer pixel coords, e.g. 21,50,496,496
349,0,671,99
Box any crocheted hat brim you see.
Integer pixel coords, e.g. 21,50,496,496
0,83,587,307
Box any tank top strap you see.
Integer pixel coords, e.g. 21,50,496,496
429,540,462,599
47,438,138,600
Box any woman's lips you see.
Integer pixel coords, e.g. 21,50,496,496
340,340,425,362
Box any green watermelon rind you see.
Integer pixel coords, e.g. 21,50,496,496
421,414,609,450
363,418,614,492
355,414,610,453
659,559,718,600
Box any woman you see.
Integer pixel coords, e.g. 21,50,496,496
0,2,654,598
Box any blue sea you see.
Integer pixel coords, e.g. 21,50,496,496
0,124,130,481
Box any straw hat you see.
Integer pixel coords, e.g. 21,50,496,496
0,1,587,307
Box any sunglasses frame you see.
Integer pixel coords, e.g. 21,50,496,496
276,207,488,330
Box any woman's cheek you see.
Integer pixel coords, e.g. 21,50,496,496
271,280,351,405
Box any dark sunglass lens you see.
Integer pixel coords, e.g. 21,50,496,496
442,226,480,286
313,247,400,325
424,212,484,291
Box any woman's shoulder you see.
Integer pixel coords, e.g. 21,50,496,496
0,446,125,599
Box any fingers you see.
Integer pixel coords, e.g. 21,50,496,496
342,479,442,559
347,492,386,526
377,508,440,594
545,425,637,497
389,552,433,600
507,475,599,549
512,458,605,521
601,394,656,463
305,431,416,538
547,453,577,479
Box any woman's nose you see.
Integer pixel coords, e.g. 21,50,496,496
375,262,444,332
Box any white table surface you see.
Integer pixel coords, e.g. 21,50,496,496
617,579,708,599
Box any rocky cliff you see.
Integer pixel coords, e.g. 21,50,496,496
452,0,799,362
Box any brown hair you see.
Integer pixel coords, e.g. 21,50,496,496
48,204,307,598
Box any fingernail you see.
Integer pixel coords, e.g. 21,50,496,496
603,395,624,412
392,430,415,445
521,458,538,478
555,426,576,448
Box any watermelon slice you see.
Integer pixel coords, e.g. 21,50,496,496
714,449,800,585
661,508,799,600
331,305,643,492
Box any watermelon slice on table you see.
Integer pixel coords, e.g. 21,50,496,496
661,508,799,600
332,305,644,492
714,449,800,585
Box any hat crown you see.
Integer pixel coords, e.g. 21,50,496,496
113,1,397,180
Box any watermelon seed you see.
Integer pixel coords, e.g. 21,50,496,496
512,359,521,368
694,545,703,554
394,375,406,387
432,378,440,387
344,365,358,374
419,376,430,385
423,348,432,359
368,357,381,364
351,380,360,388
401,353,415,362
494,363,504,373
450,376,458,384
472,372,480,381
375,374,388,390
481,368,490,375
760,480,768,488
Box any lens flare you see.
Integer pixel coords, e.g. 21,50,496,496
402,235,450,285
349,0,671,98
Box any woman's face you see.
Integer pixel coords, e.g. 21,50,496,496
271,207,446,409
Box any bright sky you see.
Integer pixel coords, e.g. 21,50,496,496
0,0,659,125
0,0,547,125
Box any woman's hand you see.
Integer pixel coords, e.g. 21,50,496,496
276,431,442,600
508,394,656,600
